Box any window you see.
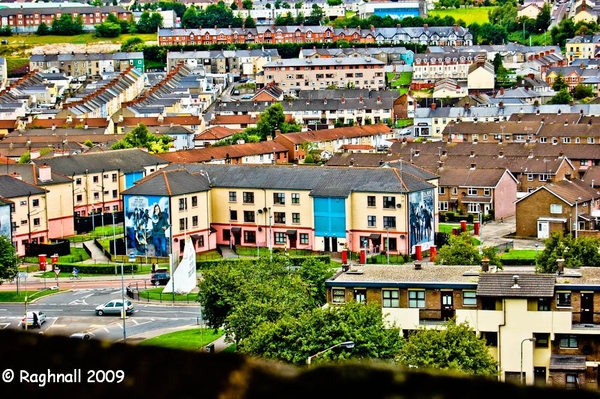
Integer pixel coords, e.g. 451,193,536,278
93,192,99,200
534,333,549,348
557,292,571,307
538,298,550,311
93,176,99,183
467,203,479,213
33,218,40,226
244,230,256,243
451,187,458,195
179,198,187,211
275,232,287,244
354,289,366,304
300,233,308,245
566,374,579,390
242,192,254,204
483,188,491,197
191,196,198,207
192,216,198,227
332,288,346,304
367,215,376,227
291,193,300,204
274,192,285,205
32,199,39,207
439,201,448,211
229,191,237,202
438,187,445,195
550,204,562,214
560,335,578,348
292,213,300,224
179,218,188,231
383,196,396,209
112,173,117,182
76,194,82,202
481,332,498,346
229,209,237,221
408,290,425,308
527,173,534,181
197,235,204,247
382,290,399,307
367,196,376,207
274,212,285,223
383,216,396,229
243,211,255,223
112,189,117,198
463,290,477,306
468,187,477,195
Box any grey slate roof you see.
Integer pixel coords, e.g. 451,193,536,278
160,164,434,197
549,355,587,371
122,168,210,197
0,175,47,198
38,149,169,175
477,273,556,298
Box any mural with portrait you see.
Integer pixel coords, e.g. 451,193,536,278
408,189,434,254
124,195,171,257
0,203,11,239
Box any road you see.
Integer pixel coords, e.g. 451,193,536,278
0,288,202,343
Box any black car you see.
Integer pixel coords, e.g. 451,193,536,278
151,272,170,286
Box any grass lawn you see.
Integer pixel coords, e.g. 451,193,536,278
439,223,474,234
139,328,224,351
0,289,60,303
499,249,538,260
428,6,496,25
6,33,156,46
6,57,28,74
139,287,198,302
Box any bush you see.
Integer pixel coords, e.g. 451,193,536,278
445,212,455,222
439,213,446,223
466,214,474,223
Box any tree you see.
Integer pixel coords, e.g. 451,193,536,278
36,22,50,36
547,88,571,105
137,11,163,33
535,232,600,273
110,123,172,153
254,103,286,140
395,318,498,378
242,0,253,9
239,302,402,365
182,6,199,28
435,233,482,265
95,22,121,38
0,235,18,284
297,258,334,306
198,255,316,344
306,3,324,25
535,3,552,31
51,14,83,35
244,15,256,28
120,36,145,52
552,74,568,92
573,83,593,100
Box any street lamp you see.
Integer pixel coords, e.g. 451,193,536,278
575,196,582,239
520,337,536,385
120,261,126,342
307,341,354,365
229,206,232,250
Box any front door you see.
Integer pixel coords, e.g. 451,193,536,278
537,221,549,239
354,289,366,304
331,237,338,253
534,367,546,387
441,291,454,320
581,292,594,324
324,237,330,252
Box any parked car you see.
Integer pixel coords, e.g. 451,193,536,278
232,89,240,95
241,95,253,100
70,332,92,340
151,272,170,286
95,299,134,316
22,311,46,329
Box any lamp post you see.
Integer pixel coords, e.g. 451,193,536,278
520,337,536,385
575,196,582,239
120,261,126,342
307,341,354,365
229,206,232,250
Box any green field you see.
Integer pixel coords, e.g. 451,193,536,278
0,289,60,303
429,7,496,25
139,328,224,351
5,32,156,46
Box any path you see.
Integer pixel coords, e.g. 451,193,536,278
82,240,111,264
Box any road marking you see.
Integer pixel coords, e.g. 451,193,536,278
0,323,9,329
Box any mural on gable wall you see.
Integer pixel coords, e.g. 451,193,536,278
0,203,11,240
409,189,434,254
124,195,171,257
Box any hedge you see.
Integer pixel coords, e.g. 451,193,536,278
196,255,331,270
53,263,138,274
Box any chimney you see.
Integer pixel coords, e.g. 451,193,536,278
275,129,282,137
38,163,52,181
557,258,565,275
499,149,504,158
470,162,476,170
481,256,489,272
11,172,22,180
511,275,521,289
323,97,327,105
528,149,534,158
564,120,568,126
341,96,345,104
470,149,475,157
431,102,436,110
349,158,354,167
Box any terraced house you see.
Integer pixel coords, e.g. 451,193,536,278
123,163,439,257
326,263,600,390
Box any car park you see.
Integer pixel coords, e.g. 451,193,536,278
22,311,46,329
151,272,170,286
95,299,134,316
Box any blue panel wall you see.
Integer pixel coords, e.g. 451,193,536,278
125,171,144,189
314,197,346,237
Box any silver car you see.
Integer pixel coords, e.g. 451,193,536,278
95,299,134,316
